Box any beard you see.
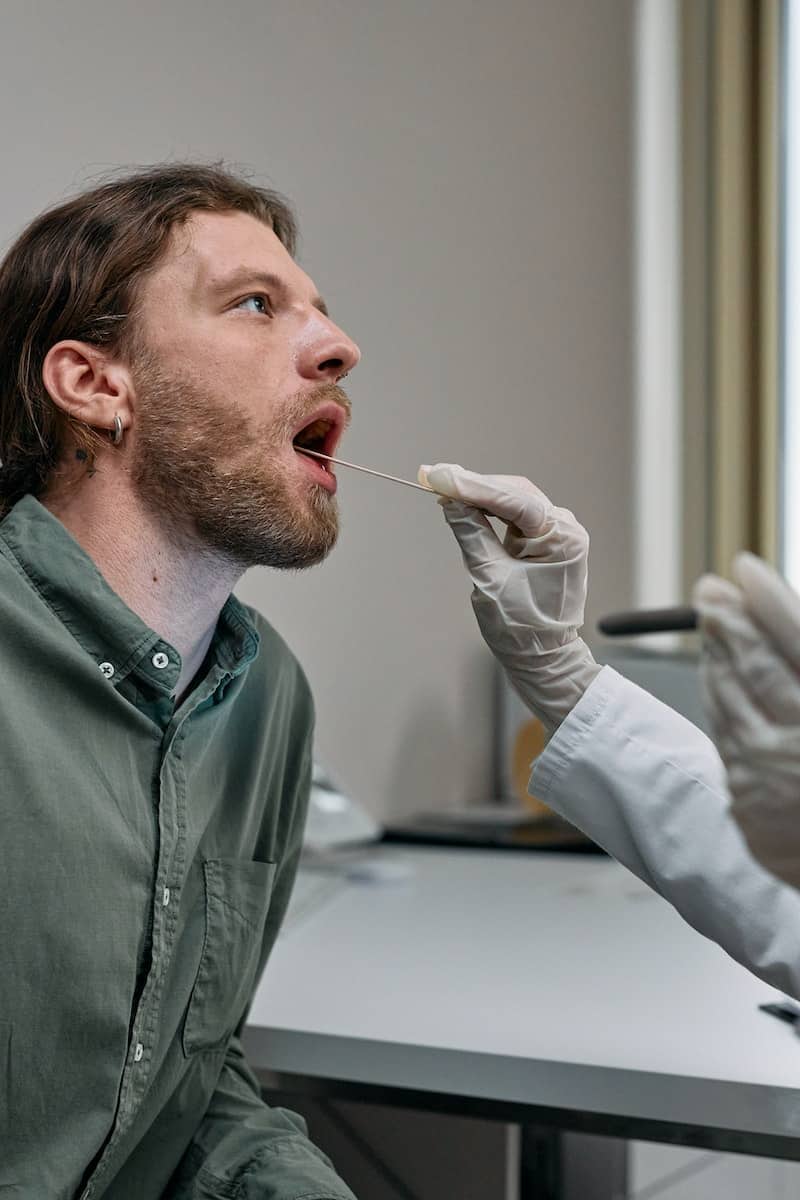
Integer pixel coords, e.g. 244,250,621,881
127,348,350,571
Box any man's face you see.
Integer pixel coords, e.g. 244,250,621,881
126,210,360,569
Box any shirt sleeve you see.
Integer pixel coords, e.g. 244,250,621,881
530,665,800,1001
166,1035,357,1200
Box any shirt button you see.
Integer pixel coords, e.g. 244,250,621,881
133,1042,144,1062
98,662,115,680
162,886,170,907
152,651,170,669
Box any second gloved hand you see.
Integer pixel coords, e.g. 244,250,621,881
694,553,800,889
419,463,601,732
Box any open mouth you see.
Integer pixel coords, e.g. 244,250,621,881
292,417,337,459
291,403,344,493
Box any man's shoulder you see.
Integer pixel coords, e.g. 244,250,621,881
239,604,313,712
241,604,302,669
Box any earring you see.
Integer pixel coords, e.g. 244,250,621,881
112,414,124,446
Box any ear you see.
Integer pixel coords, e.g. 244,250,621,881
42,340,133,439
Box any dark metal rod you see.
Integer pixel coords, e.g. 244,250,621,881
597,606,698,636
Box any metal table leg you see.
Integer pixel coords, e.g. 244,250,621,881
520,1126,628,1200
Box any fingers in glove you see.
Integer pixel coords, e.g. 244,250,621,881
419,463,552,538
503,507,589,567
420,463,589,565
437,497,588,628
700,598,800,726
733,552,800,673
693,573,743,610
701,633,771,754
438,499,508,576
704,653,800,781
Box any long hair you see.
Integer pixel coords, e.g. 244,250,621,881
0,162,297,516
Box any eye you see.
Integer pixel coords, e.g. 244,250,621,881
236,294,273,316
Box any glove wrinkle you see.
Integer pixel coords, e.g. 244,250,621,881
427,462,599,732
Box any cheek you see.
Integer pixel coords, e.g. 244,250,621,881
170,331,234,379
140,311,293,401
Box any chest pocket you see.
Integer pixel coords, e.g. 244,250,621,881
182,857,276,1056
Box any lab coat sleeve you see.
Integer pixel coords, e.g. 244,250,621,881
530,666,800,1000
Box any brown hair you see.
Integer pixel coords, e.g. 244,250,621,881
0,162,297,516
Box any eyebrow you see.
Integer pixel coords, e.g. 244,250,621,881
208,268,329,317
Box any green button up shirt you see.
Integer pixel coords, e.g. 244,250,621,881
0,495,356,1200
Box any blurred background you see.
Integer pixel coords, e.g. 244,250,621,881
2,1,797,1195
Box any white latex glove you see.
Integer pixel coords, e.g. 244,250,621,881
694,552,800,890
419,463,601,732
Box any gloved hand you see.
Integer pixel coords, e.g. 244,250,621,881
418,463,601,732
694,552,800,890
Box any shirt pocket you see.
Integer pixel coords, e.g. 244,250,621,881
182,857,276,1057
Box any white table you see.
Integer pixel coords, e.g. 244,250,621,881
244,846,800,1195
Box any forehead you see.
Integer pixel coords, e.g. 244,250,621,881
147,209,315,301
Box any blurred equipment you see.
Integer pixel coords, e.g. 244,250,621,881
304,761,381,853
383,642,710,854
290,766,395,938
496,641,708,796
597,605,698,635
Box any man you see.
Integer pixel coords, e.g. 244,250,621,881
0,164,360,1198
420,463,800,1001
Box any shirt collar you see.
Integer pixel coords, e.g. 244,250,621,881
0,494,260,695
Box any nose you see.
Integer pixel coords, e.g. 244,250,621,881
296,313,361,384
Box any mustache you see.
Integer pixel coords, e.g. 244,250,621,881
292,382,352,431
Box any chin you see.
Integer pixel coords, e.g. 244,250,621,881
203,496,340,571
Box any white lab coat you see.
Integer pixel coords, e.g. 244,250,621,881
530,666,800,1001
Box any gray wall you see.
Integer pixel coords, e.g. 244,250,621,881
0,0,635,820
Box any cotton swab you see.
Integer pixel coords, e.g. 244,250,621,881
295,446,436,494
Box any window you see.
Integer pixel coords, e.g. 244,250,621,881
782,0,800,586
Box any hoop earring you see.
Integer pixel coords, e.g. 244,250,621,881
112,414,124,446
